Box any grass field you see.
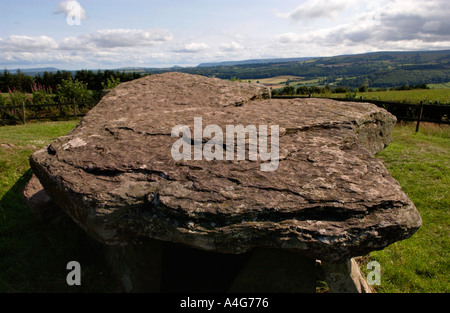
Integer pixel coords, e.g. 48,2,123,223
249,76,303,89
317,88,450,105
365,122,449,292
428,82,450,89
290,78,323,87
0,120,448,292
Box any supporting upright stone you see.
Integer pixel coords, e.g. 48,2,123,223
22,174,70,225
229,248,317,293
321,258,372,293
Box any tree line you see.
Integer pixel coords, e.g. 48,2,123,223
0,69,144,94
0,69,143,124
272,83,430,96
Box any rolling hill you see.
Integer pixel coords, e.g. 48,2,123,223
145,49,450,89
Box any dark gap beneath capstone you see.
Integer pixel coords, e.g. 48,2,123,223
161,241,252,293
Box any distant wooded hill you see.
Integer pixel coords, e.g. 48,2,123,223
197,57,315,67
144,50,450,89
4,50,450,89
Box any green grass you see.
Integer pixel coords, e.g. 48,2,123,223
428,82,450,89
0,120,121,292
291,78,323,87
0,120,448,292
248,76,304,89
317,88,450,105
362,122,449,293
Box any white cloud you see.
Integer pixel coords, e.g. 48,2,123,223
173,42,209,53
55,0,87,20
0,35,58,52
278,0,355,21
219,41,244,52
59,36,94,50
274,0,450,52
58,28,173,50
85,29,173,48
0,28,174,69
274,33,302,44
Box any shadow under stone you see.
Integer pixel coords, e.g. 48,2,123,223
161,241,252,293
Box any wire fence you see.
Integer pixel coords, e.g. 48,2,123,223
0,101,98,125
273,95,450,131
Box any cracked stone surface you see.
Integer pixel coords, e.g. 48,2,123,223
29,72,422,262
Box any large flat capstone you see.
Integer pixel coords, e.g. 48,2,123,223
30,72,421,262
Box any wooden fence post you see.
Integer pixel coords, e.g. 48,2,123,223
21,102,26,125
416,101,423,133
73,102,77,117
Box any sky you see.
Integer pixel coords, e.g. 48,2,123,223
0,0,449,70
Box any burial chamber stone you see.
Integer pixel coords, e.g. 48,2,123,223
29,72,421,263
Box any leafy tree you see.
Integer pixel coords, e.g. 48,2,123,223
309,86,321,94
416,83,428,89
296,86,309,95
101,75,121,90
57,78,93,103
345,90,358,100
323,84,332,93
75,70,97,90
334,86,349,93
279,86,295,95
0,69,14,92
358,85,367,92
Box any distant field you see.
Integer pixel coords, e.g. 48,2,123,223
428,82,450,89
290,78,323,87
249,76,303,89
317,88,450,105
249,75,303,84
249,76,329,89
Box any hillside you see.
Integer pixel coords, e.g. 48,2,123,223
7,67,60,76
197,57,315,67
146,50,450,89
